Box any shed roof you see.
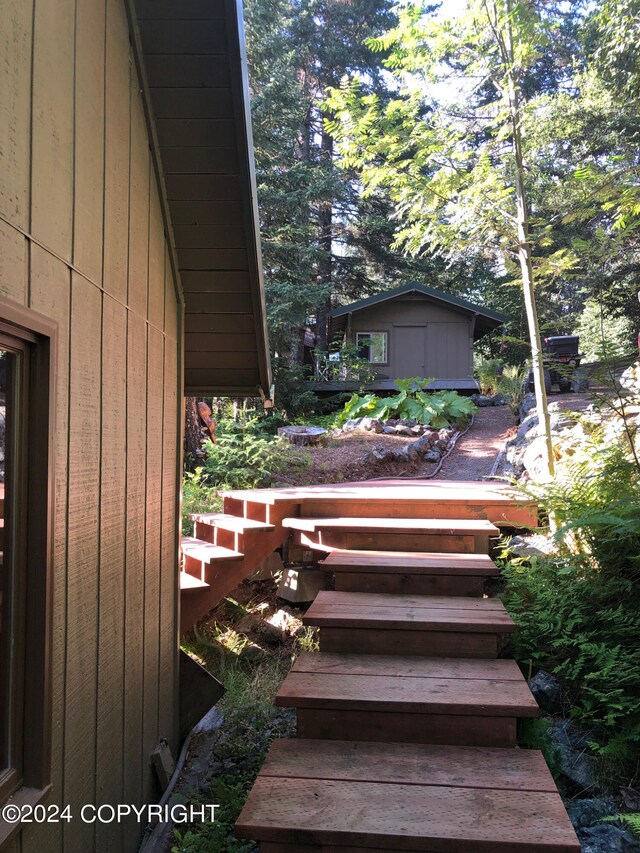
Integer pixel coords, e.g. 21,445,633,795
133,0,271,397
330,283,508,341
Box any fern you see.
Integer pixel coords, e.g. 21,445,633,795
602,813,640,839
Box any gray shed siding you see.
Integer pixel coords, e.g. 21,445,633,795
348,296,474,381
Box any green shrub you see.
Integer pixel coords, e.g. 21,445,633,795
475,357,505,396
200,419,309,491
502,421,640,760
335,378,477,427
182,468,221,535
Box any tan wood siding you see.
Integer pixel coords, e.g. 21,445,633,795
0,3,182,851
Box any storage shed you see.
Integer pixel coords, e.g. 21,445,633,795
0,1,270,851
322,283,507,392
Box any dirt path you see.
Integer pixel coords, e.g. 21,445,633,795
431,406,516,481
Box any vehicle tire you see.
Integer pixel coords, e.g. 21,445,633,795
558,377,571,393
543,369,552,395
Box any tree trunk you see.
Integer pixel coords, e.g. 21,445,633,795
184,397,203,466
315,127,334,354
503,0,555,478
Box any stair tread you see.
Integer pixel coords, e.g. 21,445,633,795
285,516,500,535
304,591,514,633
190,512,274,533
311,590,506,610
322,548,500,576
179,572,209,590
236,775,579,852
259,738,558,791
277,655,539,716
181,536,243,563
292,651,524,681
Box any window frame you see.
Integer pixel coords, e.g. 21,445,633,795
0,297,56,847
356,331,389,365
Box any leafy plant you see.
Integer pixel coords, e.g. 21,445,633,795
602,812,640,839
334,378,476,428
200,419,310,491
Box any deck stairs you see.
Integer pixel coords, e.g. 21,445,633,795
231,482,580,852
179,480,536,635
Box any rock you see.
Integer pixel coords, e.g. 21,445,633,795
393,424,414,436
434,439,449,451
471,394,493,407
572,367,591,393
239,642,268,662
235,613,262,635
519,393,536,420
490,392,508,406
342,418,363,431
522,435,554,482
621,787,640,812
410,425,423,435
370,419,385,433
578,824,640,853
567,797,618,831
415,436,432,454
385,419,399,426
508,535,549,560
550,720,599,794
516,412,540,441
528,670,563,714
372,446,394,462
438,428,454,441
424,448,441,463
261,621,285,645
383,426,396,435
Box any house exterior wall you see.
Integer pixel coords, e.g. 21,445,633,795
0,1,182,851
348,296,473,380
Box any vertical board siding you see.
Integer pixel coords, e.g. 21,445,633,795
103,0,131,302
0,221,28,303
96,297,127,853
128,81,150,316
31,0,74,259
0,2,182,852
0,0,32,229
122,311,147,848
22,246,71,853
142,327,164,804
63,273,102,853
74,0,106,284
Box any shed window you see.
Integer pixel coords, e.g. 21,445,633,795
356,332,388,364
0,302,55,843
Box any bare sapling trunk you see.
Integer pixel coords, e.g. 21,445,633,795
503,0,555,478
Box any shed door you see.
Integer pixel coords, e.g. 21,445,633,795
394,326,424,378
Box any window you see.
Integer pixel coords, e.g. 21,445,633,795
0,300,55,842
356,332,388,364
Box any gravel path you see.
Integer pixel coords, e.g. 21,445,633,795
432,406,516,482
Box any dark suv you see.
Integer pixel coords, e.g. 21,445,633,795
527,335,583,393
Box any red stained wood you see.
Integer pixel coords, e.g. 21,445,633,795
236,776,580,852
276,671,539,717
334,572,486,597
284,516,499,535
309,590,505,611
322,549,499,576
317,627,501,658
292,652,524,681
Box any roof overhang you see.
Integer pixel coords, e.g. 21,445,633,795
133,0,271,397
329,283,507,343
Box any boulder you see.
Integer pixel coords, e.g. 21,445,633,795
372,446,394,462
549,720,599,794
393,424,414,436
471,394,493,407
508,535,549,561
522,435,554,481
415,436,432,454
424,448,441,463
578,824,640,853
519,393,536,420
342,418,363,432
490,392,508,406
567,798,618,831
383,426,396,435
528,670,563,714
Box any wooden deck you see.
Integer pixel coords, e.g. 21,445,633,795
179,480,536,634
234,487,579,852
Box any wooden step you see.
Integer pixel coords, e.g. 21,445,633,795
179,571,209,590
285,516,499,554
222,479,538,528
322,548,499,596
276,652,538,748
192,511,275,551
236,739,580,852
303,591,514,657
180,535,243,583
190,512,275,534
